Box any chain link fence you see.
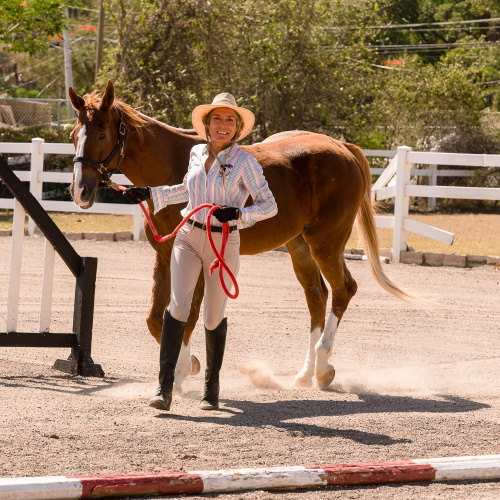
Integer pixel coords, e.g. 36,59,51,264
0,98,75,128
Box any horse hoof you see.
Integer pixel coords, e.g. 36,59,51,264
291,373,313,388
190,355,201,376
317,366,335,390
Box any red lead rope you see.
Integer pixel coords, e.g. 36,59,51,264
112,184,239,299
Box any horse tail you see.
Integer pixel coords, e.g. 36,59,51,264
344,143,421,303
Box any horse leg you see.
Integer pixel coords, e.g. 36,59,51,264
146,252,170,343
146,251,202,393
286,235,329,388
303,235,358,390
316,260,357,389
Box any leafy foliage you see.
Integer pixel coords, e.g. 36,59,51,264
0,125,70,143
100,0,374,142
0,0,66,56
3,0,500,159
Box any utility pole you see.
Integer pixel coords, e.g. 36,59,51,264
95,0,105,82
63,8,75,117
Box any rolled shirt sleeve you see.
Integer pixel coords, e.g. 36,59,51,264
237,154,277,228
150,179,189,215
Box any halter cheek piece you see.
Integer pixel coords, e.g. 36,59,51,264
72,105,130,187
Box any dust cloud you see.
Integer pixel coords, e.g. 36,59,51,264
238,360,287,390
238,359,437,396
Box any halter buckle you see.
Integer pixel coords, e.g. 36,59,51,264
119,121,128,138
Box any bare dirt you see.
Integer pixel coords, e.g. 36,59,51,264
0,236,499,499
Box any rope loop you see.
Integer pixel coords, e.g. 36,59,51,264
112,183,239,299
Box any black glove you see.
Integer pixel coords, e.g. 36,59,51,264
212,206,240,223
123,187,150,204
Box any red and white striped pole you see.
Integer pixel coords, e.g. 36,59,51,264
1,455,498,499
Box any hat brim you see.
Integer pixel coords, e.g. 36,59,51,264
192,104,255,141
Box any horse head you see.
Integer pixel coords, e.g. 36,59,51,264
69,80,127,209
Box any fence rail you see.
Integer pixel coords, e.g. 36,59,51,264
0,139,143,239
372,146,500,262
1,140,499,260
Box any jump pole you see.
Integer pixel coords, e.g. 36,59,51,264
0,455,498,499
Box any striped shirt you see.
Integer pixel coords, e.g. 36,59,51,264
150,143,278,229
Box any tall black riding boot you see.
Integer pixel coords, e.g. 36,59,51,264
200,318,227,410
149,309,186,411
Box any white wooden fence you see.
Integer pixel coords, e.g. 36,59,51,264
1,140,499,261
2,140,497,337
371,146,500,262
0,139,144,239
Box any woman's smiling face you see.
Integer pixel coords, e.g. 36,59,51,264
208,107,238,151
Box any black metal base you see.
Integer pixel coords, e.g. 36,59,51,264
53,354,105,377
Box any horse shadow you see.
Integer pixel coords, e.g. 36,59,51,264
157,394,490,446
0,373,490,446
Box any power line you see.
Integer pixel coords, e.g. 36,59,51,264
365,41,500,53
324,17,500,31
324,41,500,54
390,26,500,33
368,17,500,29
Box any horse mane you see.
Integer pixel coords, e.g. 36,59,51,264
82,90,152,142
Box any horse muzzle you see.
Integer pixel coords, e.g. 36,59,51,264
71,164,98,209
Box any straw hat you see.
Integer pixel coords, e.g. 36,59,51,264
191,93,255,141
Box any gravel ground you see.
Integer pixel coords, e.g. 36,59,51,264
0,236,499,499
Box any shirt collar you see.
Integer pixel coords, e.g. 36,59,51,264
203,142,240,158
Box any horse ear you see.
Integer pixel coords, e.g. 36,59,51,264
100,80,115,111
68,87,85,111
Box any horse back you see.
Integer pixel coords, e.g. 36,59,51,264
238,133,366,253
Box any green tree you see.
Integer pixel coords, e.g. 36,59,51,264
100,0,376,141
370,0,500,61
346,53,490,151
1,1,101,99
0,0,66,56
92,0,500,156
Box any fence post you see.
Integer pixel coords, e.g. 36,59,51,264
39,239,56,333
28,138,45,235
392,146,412,263
63,256,104,377
428,164,437,210
6,199,25,332
133,204,144,241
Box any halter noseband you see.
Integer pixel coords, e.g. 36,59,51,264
73,105,130,187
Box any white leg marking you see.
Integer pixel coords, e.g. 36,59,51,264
73,125,86,206
292,327,321,387
315,311,339,389
174,341,192,395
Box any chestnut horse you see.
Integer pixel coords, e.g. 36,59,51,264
68,80,415,391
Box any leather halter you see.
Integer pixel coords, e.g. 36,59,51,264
72,105,130,187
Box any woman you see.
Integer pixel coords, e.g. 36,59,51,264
124,93,278,411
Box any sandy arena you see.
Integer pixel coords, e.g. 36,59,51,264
0,235,499,499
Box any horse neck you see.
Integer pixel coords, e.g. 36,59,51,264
119,113,204,188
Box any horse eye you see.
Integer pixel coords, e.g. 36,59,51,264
98,133,106,141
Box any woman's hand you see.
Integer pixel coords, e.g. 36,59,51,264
123,187,150,204
213,206,240,223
